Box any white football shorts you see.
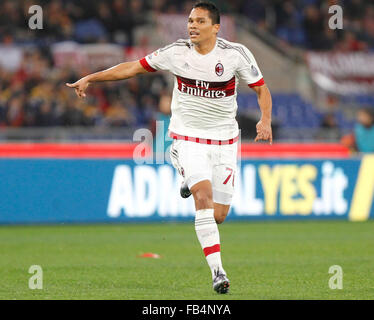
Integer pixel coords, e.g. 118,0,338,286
169,138,238,205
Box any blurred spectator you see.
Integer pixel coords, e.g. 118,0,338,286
152,93,172,152
353,107,374,153
241,0,266,25
104,100,136,127
0,35,23,72
335,31,368,52
316,112,341,141
6,95,24,127
303,5,327,50
346,0,365,20
275,1,305,46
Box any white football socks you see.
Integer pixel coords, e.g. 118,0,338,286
194,208,226,279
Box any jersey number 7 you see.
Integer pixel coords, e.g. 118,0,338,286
223,167,235,187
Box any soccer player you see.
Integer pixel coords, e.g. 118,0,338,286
66,1,272,294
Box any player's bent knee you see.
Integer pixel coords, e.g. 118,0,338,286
194,193,213,210
214,211,228,224
191,188,213,210
215,214,226,224
214,203,230,224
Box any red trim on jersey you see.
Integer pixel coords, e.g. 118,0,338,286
169,131,239,145
139,58,157,72
248,78,265,88
177,75,235,89
203,244,220,257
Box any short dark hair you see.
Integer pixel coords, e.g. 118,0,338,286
193,1,220,25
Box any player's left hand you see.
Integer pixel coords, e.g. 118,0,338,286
254,119,272,145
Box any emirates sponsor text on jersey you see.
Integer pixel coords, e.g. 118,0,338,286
176,75,235,98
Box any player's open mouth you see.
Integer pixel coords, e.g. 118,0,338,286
190,31,199,37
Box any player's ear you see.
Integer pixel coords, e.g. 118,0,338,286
214,24,220,35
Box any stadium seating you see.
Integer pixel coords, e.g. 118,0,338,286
237,93,356,140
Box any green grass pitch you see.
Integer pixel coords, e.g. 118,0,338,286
1,220,373,300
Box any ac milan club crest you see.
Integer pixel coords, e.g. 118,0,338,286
215,63,224,76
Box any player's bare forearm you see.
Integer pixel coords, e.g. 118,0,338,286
252,84,273,144
66,61,148,98
254,84,272,122
87,61,147,82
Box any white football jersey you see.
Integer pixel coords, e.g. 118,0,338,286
140,37,264,140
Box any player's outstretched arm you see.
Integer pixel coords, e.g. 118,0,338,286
252,84,273,145
66,60,148,98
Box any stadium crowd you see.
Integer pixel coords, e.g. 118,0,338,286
0,47,168,128
247,0,374,51
1,0,373,50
